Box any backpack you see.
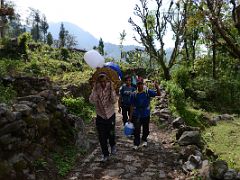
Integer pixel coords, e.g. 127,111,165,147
120,85,135,105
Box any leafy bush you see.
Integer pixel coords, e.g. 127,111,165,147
0,38,19,58
193,56,212,77
62,97,95,123
0,83,16,104
161,80,186,112
60,48,70,61
0,59,23,76
161,80,206,127
18,32,32,59
171,65,191,90
23,60,42,75
192,76,240,113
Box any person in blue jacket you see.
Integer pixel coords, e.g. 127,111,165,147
118,75,136,126
129,77,161,150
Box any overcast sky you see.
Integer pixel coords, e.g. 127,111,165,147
11,0,174,47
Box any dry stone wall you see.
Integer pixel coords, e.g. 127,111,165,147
0,76,88,180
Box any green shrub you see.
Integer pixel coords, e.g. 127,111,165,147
62,97,95,123
161,80,186,112
192,76,240,113
18,32,32,59
23,61,42,75
0,84,17,104
171,65,191,90
60,48,70,61
161,80,206,127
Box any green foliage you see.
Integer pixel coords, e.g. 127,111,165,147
161,80,186,112
171,65,191,90
18,32,32,59
0,38,19,58
46,32,53,46
52,68,93,86
0,59,24,76
161,80,206,127
194,56,213,77
52,145,80,176
60,48,70,60
59,23,66,47
23,60,42,75
34,158,48,169
203,118,240,171
192,76,240,113
0,84,17,104
62,97,95,123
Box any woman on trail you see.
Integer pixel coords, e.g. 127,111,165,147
89,73,118,162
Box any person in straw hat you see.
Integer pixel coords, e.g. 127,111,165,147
89,72,118,162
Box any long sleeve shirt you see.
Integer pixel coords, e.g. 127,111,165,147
89,81,117,119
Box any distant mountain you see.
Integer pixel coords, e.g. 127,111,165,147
48,22,143,59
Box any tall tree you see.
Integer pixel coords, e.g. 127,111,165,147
7,13,25,37
40,14,49,43
129,0,187,80
65,31,77,48
119,30,127,60
0,0,14,38
27,8,41,41
180,0,201,64
46,32,53,46
58,23,77,48
199,0,240,60
59,22,66,47
98,37,104,55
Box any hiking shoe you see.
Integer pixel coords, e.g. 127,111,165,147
100,155,109,162
111,146,117,155
142,141,148,147
132,145,139,150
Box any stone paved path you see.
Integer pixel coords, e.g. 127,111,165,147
65,107,190,180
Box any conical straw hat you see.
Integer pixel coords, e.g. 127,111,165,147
89,67,121,91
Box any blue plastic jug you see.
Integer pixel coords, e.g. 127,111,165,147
124,122,134,136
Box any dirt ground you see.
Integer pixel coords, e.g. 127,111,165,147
65,104,192,180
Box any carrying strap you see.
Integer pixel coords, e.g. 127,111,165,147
133,88,150,99
133,89,150,109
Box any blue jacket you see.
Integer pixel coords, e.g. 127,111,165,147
130,89,157,118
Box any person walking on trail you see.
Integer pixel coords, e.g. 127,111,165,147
89,73,118,162
129,77,161,150
118,75,136,126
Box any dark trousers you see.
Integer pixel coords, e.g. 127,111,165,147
132,116,150,146
121,105,131,126
96,114,116,157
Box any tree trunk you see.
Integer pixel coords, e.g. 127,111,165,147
184,38,190,63
163,67,171,81
212,29,217,79
0,0,4,38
